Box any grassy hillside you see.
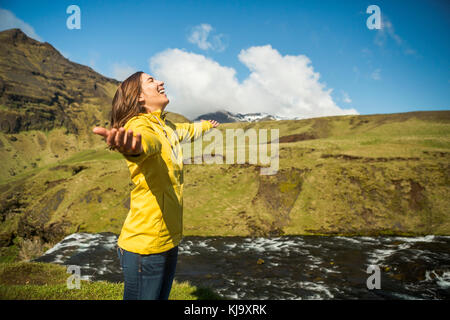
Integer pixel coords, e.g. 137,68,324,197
0,110,190,182
1,110,449,263
183,110,450,237
0,28,192,183
0,262,220,299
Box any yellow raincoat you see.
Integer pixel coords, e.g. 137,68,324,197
117,110,213,254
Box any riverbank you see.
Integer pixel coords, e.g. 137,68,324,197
0,262,221,300
32,233,450,300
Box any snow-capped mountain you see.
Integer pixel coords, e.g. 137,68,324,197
192,110,295,123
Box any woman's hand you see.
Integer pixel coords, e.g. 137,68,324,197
201,119,220,128
92,127,143,156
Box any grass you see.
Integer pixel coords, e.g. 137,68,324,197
0,110,449,257
0,262,222,300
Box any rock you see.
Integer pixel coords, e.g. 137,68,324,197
71,165,87,175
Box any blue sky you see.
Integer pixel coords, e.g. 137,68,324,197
1,0,449,119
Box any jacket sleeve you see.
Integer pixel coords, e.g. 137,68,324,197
174,120,214,143
123,119,162,165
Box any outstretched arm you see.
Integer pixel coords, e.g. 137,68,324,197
93,127,143,156
202,119,220,128
174,119,220,143
93,121,162,165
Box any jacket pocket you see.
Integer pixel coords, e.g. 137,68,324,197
159,192,183,239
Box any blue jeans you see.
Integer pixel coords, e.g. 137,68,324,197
117,245,178,300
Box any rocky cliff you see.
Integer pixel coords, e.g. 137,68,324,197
0,28,121,134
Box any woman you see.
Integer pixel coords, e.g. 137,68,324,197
93,71,219,300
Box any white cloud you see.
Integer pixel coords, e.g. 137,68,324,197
111,62,138,81
342,91,352,103
150,45,358,120
187,23,227,52
371,68,381,81
404,48,417,56
0,8,42,41
374,15,417,57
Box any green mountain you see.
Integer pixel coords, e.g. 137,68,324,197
0,28,119,134
0,28,190,182
0,28,449,263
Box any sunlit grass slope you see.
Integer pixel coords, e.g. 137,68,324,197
0,262,220,300
1,110,449,262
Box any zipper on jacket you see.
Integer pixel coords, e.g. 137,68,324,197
149,114,174,150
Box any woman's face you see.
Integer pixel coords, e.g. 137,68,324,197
138,73,169,112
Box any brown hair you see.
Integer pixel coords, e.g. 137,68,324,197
111,71,145,129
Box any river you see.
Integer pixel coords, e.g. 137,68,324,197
34,233,450,300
